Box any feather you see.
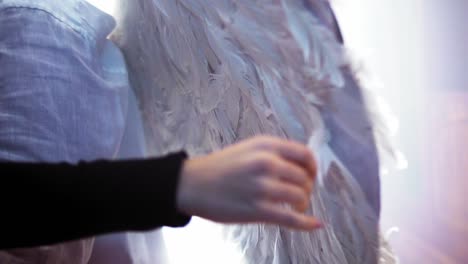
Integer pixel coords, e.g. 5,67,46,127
112,0,397,263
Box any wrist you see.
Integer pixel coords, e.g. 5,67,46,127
176,159,196,216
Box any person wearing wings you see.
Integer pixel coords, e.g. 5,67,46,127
0,0,395,263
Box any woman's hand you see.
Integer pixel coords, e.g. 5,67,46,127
177,136,321,230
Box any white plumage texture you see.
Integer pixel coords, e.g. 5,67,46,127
113,0,397,263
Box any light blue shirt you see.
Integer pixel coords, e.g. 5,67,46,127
0,0,146,263
0,0,139,162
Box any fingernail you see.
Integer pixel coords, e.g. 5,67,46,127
313,221,325,229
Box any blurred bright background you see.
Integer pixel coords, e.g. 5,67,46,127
334,1,468,263
88,0,468,263
87,0,116,15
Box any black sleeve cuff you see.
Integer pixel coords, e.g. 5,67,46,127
76,151,193,233
144,151,192,228
117,151,192,229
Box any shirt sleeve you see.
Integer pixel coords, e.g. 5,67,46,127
0,151,191,250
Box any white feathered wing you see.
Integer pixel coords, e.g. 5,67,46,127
112,0,397,263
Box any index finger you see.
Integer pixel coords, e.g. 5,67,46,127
258,137,317,180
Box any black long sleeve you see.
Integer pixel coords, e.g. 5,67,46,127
0,152,191,250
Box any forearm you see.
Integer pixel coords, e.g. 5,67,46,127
0,152,191,249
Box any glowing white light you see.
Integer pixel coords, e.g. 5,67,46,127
163,218,246,264
86,0,117,15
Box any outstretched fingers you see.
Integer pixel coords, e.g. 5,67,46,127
271,156,313,194
256,201,323,230
256,178,310,212
255,136,317,180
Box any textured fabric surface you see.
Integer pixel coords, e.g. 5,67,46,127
0,0,129,263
